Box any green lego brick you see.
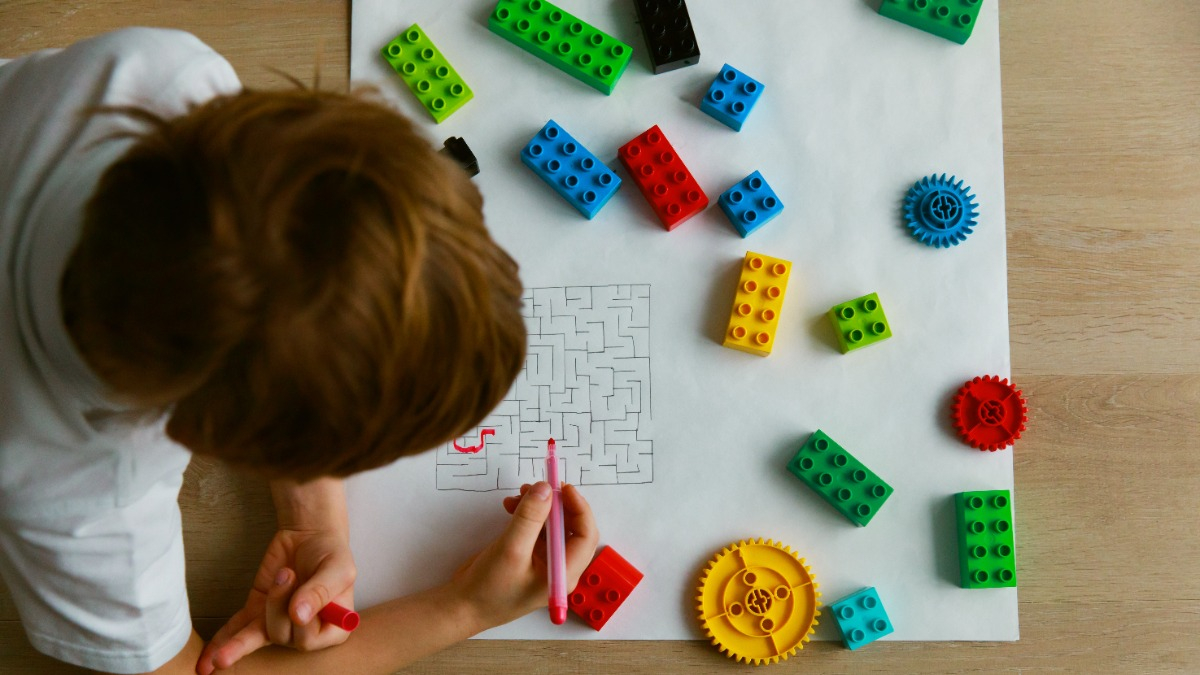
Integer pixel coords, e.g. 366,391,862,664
488,0,632,95
828,292,892,353
954,490,1017,589
878,0,983,45
382,24,473,123
786,430,893,527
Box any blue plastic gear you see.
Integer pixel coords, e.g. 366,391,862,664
903,174,979,248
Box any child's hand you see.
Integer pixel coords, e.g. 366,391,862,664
451,482,599,632
196,527,356,674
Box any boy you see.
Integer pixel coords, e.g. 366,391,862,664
0,27,599,673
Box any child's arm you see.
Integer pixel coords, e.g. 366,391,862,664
180,482,597,675
197,477,357,670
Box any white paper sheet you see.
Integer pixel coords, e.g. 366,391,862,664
347,0,1016,642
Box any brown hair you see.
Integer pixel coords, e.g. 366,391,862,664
61,88,526,479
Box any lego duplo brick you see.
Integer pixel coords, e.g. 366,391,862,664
718,171,784,237
787,430,893,526
829,587,894,650
381,25,473,123
521,120,621,219
700,64,764,131
878,0,983,45
954,490,1017,589
828,292,893,353
723,251,791,357
617,124,708,230
569,546,643,630
489,0,633,94
632,0,700,74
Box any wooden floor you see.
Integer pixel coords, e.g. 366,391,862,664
1,1,1198,672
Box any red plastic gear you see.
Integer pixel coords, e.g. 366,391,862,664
952,375,1027,451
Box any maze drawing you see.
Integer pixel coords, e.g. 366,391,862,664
436,285,653,491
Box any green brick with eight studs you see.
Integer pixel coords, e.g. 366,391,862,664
381,24,473,123
955,490,1017,589
828,292,892,353
787,430,893,527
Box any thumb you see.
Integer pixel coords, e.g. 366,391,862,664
501,481,553,557
291,555,356,626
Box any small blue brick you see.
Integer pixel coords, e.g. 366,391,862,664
718,171,783,237
521,120,621,219
830,587,894,650
699,64,764,131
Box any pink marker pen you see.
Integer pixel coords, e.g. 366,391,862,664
545,438,568,625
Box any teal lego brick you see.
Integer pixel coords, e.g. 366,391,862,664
830,587,894,650
786,430,893,527
488,0,633,95
954,490,1017,589
828,292,892,353
382,25,473,123
878,0,983,45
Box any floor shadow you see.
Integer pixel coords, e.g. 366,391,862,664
932,494,960,587
807,308,841,354
704,256,745,346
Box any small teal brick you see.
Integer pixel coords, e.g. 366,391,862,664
718,171,783,237
878,0,984,45
488,0,633,95
955,490,1017,589
786,430,893,527
699,64,764,131
381,25,473,123
828,292,892,353
521,120,621,219
830,587,894,650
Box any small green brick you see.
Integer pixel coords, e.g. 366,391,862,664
786,430,893,527
828,292,892,353
488,0,632,95
878,0,984,45
382,24,473,123
954,490,1017,589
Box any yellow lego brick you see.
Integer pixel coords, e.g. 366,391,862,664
723,251,792,356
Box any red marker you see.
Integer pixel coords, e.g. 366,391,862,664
318,602,361,631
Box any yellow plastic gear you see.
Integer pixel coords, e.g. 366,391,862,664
696,538,821,666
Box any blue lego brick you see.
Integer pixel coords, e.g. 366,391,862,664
520,120,621,219
718,171,784,237
699,64,764,131
830,587,894,650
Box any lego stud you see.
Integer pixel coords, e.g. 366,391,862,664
869,485,887,498
755,332,770,346
797,457,814,471
727,189,744,204
598,173,614,187
449,83,466,97
870,321,887,335
557,42,572,56
516,18,531,32
401,62,417,76
730,326,747,340
839,606,855,620
413,76,428,90
603,589,621,602
767,286,781,300
996,544,1012,557
589,608,605,622
972,570,990,584
958,13,973,27
997,570,1015,583
814,438,829,451
721,67,737,83
994,520,1010,534
850,628,866,641
405,28,421,43
546,159,561,173
495,7,510,21
848,329,864,343
856,504,872,518
743,280,758,293
430,98,446,112
761,196,778,210
709,89,726,104
660,150,676,164
969,521,984,535
839,306,856,320
968,496,984,509
547,9,562,22
833,454,848,468
862,596,878,610
742,211,758,225
666,203,681,216
585,572,601,586
992,495,1008,509
646,130,662,144
850,468,866,482
817,472,833,486
652,183,667,196
685,189,702,203
563,142,577,156
771,263,786,276
748,256,764,271
670,170,687,183
582,190,597,204
742,81,759,96
564,175,579,188
761,309,776,321
936,6,950,18
535,30,551,44
731,101,746,114
419,47,435,62
836,488,851,501
386,43,402,58
872,619,889,632
971,545,987,559
863,298,878,312
528,0,543,11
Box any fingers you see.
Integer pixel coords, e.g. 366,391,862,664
562,484,600,582
500,481,552,559
212,620,270,671
290,548,356,630
264,568,296,647
198,607,255,675
502,483,533,514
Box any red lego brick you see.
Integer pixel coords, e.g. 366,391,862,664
568,546,643,630
618,125,709,231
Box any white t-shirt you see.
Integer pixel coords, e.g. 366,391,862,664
0,28,241,673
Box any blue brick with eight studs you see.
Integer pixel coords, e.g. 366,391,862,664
718,171,783,237
700,63,764,131
521,120,621,219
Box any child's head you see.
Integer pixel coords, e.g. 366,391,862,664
62,88,526,479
